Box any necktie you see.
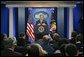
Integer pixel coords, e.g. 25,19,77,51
40,20,43,24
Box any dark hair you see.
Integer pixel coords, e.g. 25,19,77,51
76,34,83,43
59,38,69,56
1,33,7,50
1,33,7,41
71,31,77,38
4,38,13,48
28,44,39,56
43,35,50,44
27,41,31,44
40,15,44,17
65,44,78,56
19,33,25,37
59,44,66,56
53,33,61,42
58,38,69,46
17,37,26,46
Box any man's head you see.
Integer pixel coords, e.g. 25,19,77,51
30,43,48,56
40,15,44,20
19,33,26,39
42,35,50,44
1,33,7,41
76,33,83,43
3,38,14,48
53,33,61,42
65,44,79,56
71,31,77,38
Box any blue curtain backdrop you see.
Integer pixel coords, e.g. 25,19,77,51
13,8,18,38
73,4,82,32
1,4,9,37
67,8,69,39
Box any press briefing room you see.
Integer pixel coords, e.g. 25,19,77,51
1,1,83,56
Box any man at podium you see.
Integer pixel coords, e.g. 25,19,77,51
36,15,48,26
35,14,48,41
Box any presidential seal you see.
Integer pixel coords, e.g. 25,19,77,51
38,26,44,33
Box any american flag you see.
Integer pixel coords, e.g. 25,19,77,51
26,9,34,42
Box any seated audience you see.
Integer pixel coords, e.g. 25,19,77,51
76,34,83,56
36,39,43,44
28,43,48,56
1,38,22,56
69,31,77,44
58,38,69,56
14,33,28,56
39,35,55,56
1,31,83,56
1,33,7,40
14,45,28,56
1,33,7,50
17,33,26,46
58,38,69,47
49,33,61,51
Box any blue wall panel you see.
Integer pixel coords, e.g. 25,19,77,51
1,4,9,37
18,8,25,36
57,7,64,38
73,4,82,32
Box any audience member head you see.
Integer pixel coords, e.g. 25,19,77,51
53,33,61,42
59,44,66,56
17,37,26,46
59,38,70,56
43,35,50,44
1,33,7,41
71,31,77,38
69,38,76,44
58,38,69,46
70,31,77,44
1,33,7,50
26,41,31,48
29,43,47,56
76,33,83,44
19,33,26,39
3,38,15,51
65,43,79,56
9,37,17,46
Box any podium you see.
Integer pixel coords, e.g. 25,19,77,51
34,25,49,34
34,25,49,38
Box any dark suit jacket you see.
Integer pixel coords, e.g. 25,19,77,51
17,38,26,46
36,19,48,25
1,48,22,56
14,46,28,56
40,43,54,56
